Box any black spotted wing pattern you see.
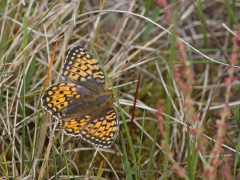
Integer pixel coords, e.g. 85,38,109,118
42,45,119,148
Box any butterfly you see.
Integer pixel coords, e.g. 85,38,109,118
42,45,119,148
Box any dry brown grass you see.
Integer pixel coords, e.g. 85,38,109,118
1,0,240,179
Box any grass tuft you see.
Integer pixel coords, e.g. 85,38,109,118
1,1,240,179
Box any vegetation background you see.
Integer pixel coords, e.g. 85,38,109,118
1,0,240,179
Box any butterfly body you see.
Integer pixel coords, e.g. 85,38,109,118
42,45,119,148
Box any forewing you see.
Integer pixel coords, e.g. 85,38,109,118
42,82,94,119
57,105,119,148
62,45,106,91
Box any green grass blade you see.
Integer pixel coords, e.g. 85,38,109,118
142,6,160,41
25,56,36,90
0,1,10,14
191,137,198,178
233,106,240,178
137,111,146,179
0,139,13,179
0,0,12,105
187,126,192,179
0,86,3,114
0,139,13,164
52,148,58,180
21,13,28,173
187,126,198,180
196,0,208,48
161,28,177,180
146,128,158,180
120,132,133,180
234,133,240,178
224,0,237,27
93,47,137,164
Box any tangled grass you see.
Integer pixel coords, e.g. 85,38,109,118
1,0,240,179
